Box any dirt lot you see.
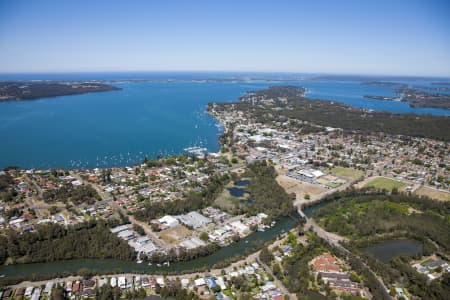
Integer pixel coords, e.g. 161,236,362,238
276,175,327,199
275,166,289,175
157,225,193,245
414,186,450,201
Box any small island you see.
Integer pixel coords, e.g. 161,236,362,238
361,81,450,109
0,81,121,101
363,95,400,101
364,89,450,109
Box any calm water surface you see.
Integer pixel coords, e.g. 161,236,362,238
0,74,448,169
362,240,423,263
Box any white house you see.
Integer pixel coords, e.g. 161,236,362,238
110,277,117,287
118,277,126,288
230,221,249,234
194,278,206,286
158,215,179,227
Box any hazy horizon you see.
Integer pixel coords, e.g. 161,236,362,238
0,70,449,80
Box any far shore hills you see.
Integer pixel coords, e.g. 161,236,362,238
0,81,121,101
1,78,449,110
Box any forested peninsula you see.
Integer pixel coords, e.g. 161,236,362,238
0,81,120,101
210,86,450,141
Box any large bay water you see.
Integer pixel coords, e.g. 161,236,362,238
0,73,449,169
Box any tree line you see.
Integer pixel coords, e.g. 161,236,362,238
0,172,17,203
42,184,100,205
134,173,230,221
239,160,295,220
0,219,135,264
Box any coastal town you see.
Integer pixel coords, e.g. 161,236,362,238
0,86,449,300
2,0,450,298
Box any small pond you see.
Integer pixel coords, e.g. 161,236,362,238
362,239,423,263
227,187,247,197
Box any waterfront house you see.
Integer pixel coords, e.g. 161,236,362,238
156,277,165,287
44,282,54,295
24,286,34,297
14,288,25,298
141,277,150,287
181,278,190,288
31,288,41,300
194,278,206,287
72,281,81,294
110,277,117,287
118,277,126,289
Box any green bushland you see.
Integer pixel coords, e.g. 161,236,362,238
310,188,450,299
0,219,135,265
43,184,100,205
311,189,450,252
231,160,295,220
0,172,17,202
133,173,230,221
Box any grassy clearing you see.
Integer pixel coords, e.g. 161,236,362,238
330,166,364,180
414,186,450,201
214,189,237,210
364,177,406,191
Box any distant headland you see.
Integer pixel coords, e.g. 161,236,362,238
0,81,121,101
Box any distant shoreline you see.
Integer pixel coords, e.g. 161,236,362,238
0,81,121,102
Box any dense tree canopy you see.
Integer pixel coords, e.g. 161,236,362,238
0,172,17,202
0,220,135,264
42,184,100,205
312,189,450,253
241,161,295,219
134,174,230,221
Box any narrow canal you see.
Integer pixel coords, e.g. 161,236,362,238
0,215,298,279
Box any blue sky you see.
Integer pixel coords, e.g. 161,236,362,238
0,0,449,76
